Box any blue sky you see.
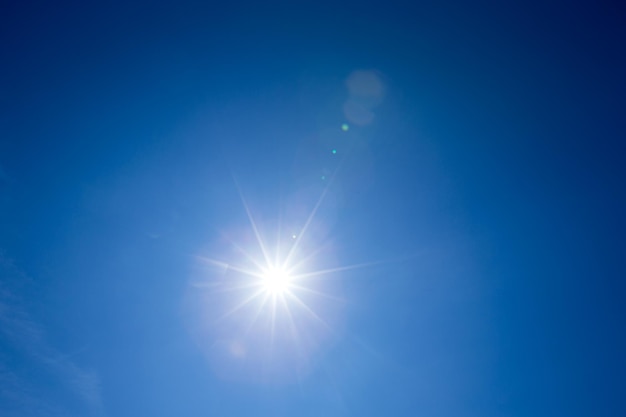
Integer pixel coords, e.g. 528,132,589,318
1,1,625,416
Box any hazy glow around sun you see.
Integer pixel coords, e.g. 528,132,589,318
261,267,291,295
188,177,384,383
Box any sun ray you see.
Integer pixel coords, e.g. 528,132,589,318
234,177,274,268
278,294,297,340
284,241,333,275
279,293,306,365
195,256,229,271
282,185,330,268
196,256,265,279
223,238,268,272
191,280,261,294
291,260,388,281
281,163,343,269
288,283,347,303
224,264,266,279
244,292,272,335
216,288,267,322
275,197,284,268
211,230,268,272
269,294,278,353
284,290,333,331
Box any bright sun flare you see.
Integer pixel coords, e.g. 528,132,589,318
261,267,291,295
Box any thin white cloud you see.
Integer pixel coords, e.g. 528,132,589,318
0,252,105,417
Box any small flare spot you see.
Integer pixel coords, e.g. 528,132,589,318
341,123,349,131
332,149,337,154
292,234,297,239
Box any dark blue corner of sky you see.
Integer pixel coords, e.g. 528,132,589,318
1,1,625,416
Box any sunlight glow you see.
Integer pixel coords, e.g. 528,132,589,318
189,174,379,382
261,267,292,295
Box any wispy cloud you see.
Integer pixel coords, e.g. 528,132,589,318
0,252,105,417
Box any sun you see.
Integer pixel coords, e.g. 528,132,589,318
261,267,292,295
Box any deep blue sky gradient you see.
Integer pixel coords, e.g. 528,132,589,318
1,1,625,416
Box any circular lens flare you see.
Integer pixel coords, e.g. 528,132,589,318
261,267,291,295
